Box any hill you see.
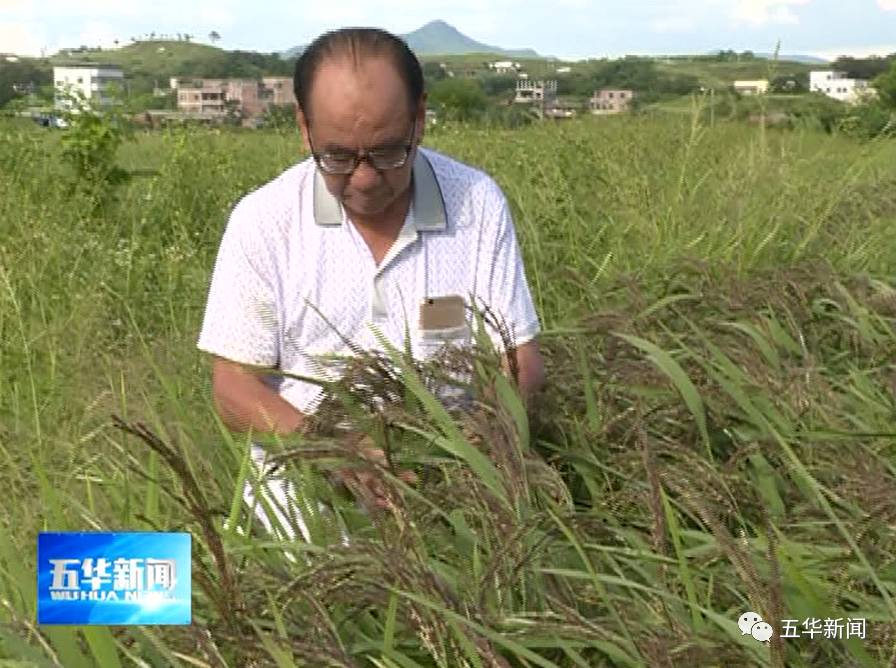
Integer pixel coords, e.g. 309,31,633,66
652,57,817,89
402,20,539,57
282,20,541,59
50,40,293,93
754,52,828,64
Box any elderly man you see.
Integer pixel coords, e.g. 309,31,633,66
197,27,544,538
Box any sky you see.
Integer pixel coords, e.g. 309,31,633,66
1,0,895,61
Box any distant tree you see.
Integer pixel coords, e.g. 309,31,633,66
209,31,221,45
0,59,52,109
481,74,516,97
872,60,896,109
770,73,807,94
263,103,297,130
422,61,447,81
428,78,487,121
832,54,895,80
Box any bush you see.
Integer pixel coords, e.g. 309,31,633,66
836,103,896,140
58,88,133,192
427,78,488,122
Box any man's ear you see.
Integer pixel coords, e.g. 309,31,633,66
295,105,311,152
415,93,427,143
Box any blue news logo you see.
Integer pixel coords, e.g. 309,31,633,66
37,532,191,625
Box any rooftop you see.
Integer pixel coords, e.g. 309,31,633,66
51,62,123,70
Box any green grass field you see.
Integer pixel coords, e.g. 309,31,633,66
1,112,896,667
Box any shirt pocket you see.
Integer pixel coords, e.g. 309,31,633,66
414,323,473,408
414,323,472,361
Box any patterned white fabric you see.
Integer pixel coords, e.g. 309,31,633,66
197,146,540,415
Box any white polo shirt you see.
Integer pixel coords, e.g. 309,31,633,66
197,146,540,414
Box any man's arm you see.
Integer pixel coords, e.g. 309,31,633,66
211,356,308,436
503,340,546,409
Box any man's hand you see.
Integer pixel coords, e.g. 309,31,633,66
334,433,418,510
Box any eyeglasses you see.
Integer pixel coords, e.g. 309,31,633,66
308,125,416,175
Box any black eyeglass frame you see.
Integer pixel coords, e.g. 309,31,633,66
308,123,417,175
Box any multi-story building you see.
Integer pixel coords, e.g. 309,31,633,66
514,79,557,104
225,80,266,117
261,77,296,106
173,77,296,119
809,70,874,104
53,64,124,109
589,89,634,114
174,79,227,114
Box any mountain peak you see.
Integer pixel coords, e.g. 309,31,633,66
281,20,540,60
401,20,539,58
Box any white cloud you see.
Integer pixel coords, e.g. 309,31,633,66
650,16,697,33
0,21,47,56
878,0,896,10
768,5,800,23
732,0,811,26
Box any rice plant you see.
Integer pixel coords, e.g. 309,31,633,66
0,111,895,666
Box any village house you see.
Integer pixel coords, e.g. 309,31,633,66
261,77,296,106
489,60,521,74
514,79,557,104
809,70,875,104
733,79,768,95
172,77,296,122
53,64,124,109
589,89,634,114
173,78,227,114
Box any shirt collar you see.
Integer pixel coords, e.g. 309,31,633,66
312,148,447,231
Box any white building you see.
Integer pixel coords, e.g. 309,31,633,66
489,60,520,74
53,64,124,109
733,79,768,95
556,66,571,74
809,70,874,104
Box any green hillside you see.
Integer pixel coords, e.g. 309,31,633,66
423,53,816,89
654,57,816,89
52,40,293,93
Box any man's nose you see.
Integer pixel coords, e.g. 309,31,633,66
349,158,381,189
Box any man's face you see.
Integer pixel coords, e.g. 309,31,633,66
297,56,425,219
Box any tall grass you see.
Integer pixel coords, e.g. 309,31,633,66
0,113,895,666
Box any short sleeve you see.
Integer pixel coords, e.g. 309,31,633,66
476,191,541,352
197,199,281,366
